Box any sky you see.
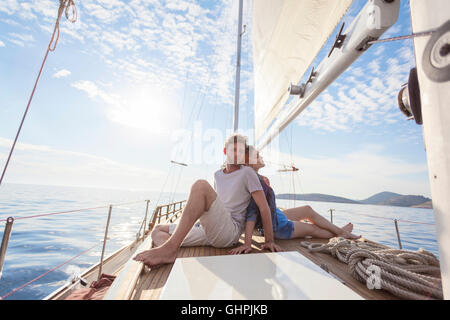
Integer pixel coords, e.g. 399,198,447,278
0,0,431,201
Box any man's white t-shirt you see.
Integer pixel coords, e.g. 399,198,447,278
214,165,263,230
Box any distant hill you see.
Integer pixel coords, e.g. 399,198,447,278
411,201,433,209
276,193,360,204
381,195,431,207
358,192,431,207
276,191,432,208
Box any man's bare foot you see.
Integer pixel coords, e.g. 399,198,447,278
133,246,177,267
341,223,354,233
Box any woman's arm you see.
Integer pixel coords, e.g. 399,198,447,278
251,190,274,242
251,190,282,252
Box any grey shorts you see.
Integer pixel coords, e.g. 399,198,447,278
168,197,241,248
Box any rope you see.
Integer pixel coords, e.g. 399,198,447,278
367,30,435,45
49,0,78,52
0,0,77,188
300,237,443,300
0,240,101,300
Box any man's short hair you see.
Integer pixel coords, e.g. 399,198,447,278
224,133,247,148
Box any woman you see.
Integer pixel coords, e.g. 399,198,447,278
230,146,360,254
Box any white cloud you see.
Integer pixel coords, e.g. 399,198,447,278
1,0,427,198
2,0,244,110
8,33,34,42
396,44,415,65
7,32,34,46
52,69,71,78
72,80,120,106
351,67,364,77
373,46,385,56
295,30,416,133
18,2,37,20
0,17,20,26
383,23,402,38
368,58,381,75
0,0,19,15
0,40,4,47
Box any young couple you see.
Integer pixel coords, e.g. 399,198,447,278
134,133,360,267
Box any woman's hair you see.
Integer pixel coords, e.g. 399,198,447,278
246,145,258,165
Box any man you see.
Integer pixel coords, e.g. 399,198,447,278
133,133,282,267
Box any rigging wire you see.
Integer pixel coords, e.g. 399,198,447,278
153,162,175,209
170,166,184,204
167,52,224,200
280,127,293,207
168,165,181,204
154,31,195,208
164,2,236,202
243,1,250,143
0,0,77,188
211,91,218,128
296,169,306,195
247,0,255,145
187,3,234,134
179,69,191,129
292,167,296,208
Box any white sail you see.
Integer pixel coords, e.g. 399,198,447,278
252,0,353,141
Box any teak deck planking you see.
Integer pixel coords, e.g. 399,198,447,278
130,235,398,300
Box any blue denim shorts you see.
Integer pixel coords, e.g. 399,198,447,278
274,208,294,240
274,221,294,239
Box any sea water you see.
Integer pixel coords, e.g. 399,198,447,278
0,183,186,300
0,183,439,300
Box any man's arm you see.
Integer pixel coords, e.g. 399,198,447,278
244,220,255,246
229,220,255,254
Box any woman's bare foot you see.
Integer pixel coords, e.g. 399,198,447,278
341,223,354,233
133,246,178,267
339,230,361,240
337,223,360,239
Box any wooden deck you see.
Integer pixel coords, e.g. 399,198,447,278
130,235,399,300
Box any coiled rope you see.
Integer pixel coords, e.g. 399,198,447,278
301,237,443,300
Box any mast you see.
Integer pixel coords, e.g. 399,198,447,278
410,0,450,299
233,0,244,132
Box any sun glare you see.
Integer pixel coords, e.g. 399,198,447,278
109,88,180,134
